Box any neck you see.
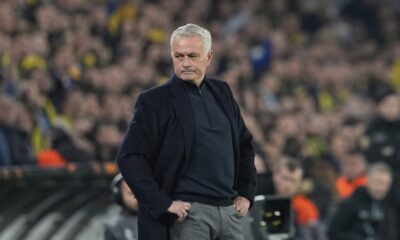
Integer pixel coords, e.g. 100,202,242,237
187,76,204,87
178,76,205,88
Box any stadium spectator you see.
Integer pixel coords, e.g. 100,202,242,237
335,152,367,199
0,94,35,165
259,157,323,239
359,94,400,171
327,162,393,240
104,173,139,240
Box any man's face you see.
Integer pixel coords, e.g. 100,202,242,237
341,154,366,180
273,166,303,197
366,171,392,200
378,95,400,121
171,36,212,86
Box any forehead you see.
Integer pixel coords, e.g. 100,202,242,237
381,96,400,107
171,36,204,52
369,171,392,183
278,166,303,180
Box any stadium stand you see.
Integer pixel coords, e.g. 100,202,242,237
1,0,400,239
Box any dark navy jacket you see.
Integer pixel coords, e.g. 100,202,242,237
327,187,386,240
116,75,257,240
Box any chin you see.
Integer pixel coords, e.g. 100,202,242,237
179,75,195,81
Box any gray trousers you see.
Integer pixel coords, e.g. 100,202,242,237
170,202,244,240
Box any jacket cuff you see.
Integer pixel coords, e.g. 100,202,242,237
145,188,173,219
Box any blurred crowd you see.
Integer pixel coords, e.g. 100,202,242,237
1,0,400,239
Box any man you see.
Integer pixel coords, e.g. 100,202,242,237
267,158,320,239
271,158,304,198
335,152,367,199
327,162,393,240
104,173,139,240
358,94,400,238
359,94,400,171
116,23,257,240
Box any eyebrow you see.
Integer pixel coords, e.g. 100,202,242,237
174,52,200,56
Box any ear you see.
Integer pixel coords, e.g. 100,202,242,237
206,50,213,65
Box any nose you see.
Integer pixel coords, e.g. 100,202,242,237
182,56,190,67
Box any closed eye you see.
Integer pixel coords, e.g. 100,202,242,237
174,53,200,60
174,54,184,60
188,53,200,59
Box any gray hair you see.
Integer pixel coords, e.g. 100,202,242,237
367,162,392,177
170,23,212,52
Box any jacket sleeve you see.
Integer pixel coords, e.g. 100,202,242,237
116,94,172,219
236,103,257,205
225,82,257,205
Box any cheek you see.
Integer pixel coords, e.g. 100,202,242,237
279,180,290,189
197,64,207,73
371,183,382,192
173,63,182,72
